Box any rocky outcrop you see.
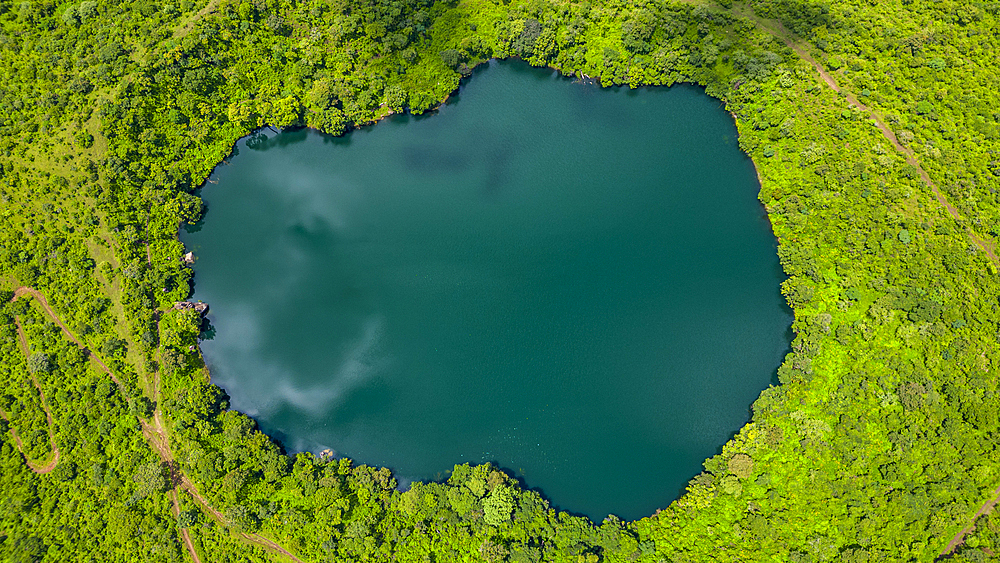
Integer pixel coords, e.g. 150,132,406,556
173,301,209,315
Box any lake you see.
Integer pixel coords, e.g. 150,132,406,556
183,60,792,521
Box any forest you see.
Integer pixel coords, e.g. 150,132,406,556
1,0,1000,560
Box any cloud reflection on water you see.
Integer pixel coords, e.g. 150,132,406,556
210,305,389,417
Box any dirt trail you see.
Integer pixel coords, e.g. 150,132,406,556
146,303,203,563
0,410,59,473
713,1,997,263
721,3,1000,553
5,301,61,474
170,489,204,563
940,482,1000,556
14,317,29,357
171,0,221,40
13,287,121,386
10,287,304,562
720,1,1000,554
141,419,307,563
18,370,61,475
671,0,1000,552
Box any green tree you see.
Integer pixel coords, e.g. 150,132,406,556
27,352,52,374
132,462,167,499
728,453,754,479
483,484,516,526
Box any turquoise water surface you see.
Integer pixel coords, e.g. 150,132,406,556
183,60,792,520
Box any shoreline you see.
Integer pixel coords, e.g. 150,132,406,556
728,109,765,188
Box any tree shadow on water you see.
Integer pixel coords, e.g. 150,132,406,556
245,126,311,151
199,317,216,341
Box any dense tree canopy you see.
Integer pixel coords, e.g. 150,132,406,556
2,0,1000,561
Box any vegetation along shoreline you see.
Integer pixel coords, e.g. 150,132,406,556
2,0,1000,560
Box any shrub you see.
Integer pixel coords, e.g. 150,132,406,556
27,353,52,374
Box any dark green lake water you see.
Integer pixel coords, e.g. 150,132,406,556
183,60,791,521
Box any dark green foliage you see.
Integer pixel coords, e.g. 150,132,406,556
2,0,1000,560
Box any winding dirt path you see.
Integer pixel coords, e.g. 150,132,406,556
709,1,1000,554
141,419,307,563
143,303,204,563
13,287,120,386
722,1,997,263
138,420,205,563
673,0,1000,553
0,411,59,473
22,2,990,559
13,316,28,357
9,287,304,562
4,297,61,473
676,0,997,261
